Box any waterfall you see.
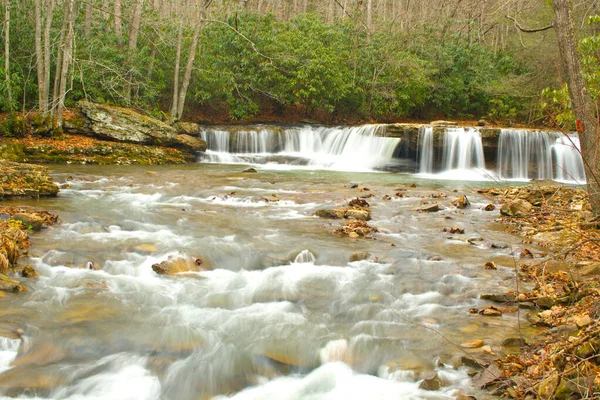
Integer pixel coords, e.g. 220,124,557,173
199,125,402,172
497,129,585,184
552,134,586,184
441,128,485,171
293,249,316,264
417,126,433,174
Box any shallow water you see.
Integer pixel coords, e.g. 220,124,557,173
0,164,537,399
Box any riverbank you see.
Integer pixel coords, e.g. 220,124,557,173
476,185,600,399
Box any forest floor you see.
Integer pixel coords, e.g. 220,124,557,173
476,185,600,399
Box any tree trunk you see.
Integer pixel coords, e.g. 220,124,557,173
56,0,76,128
114,0,123,48
52,0,68,118
34,0,46,114
170,24,182,118
4,0,12,111
84,0,92,37
43,0,54,116
175,0,210,121
125,0,144,103
553,0,600,216
366,0,372,30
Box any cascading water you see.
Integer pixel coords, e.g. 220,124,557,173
442,128,485,171
199,125,402,172
552,134,586,184
417,126,433,174
497,129,585,184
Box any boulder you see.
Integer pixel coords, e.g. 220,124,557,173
500,199,533,217
0,273,26,292
315,209,346,219
0,161,59,199
12,213,44,231
349,252,370,262
173,121,202,135
152,256,210,276
345,209,371,221
418,203,443,213
74,102,206,152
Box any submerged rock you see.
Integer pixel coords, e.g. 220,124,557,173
418,203,443,213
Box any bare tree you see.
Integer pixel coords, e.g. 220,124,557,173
125,0,144,102
4,0,12,111
552,0,600,216
56,0,77,127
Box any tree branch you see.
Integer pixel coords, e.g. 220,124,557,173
506,15,554,33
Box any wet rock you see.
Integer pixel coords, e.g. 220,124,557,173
480,293,516,303
519,248,534,258
484,203,496,211
12,213,44,231
481,307,502,316
490,242,508,249
349,183,358,189
348,232,360,239
345,209,371,221
418,203,443,213
315,208,346,219
418,372,443,391
452,195,470,209
348,198,370,208
484,261,497,270
135,244,157,253
453,355,482,370
501,337,528,348
461,339,484,348
382,195,392,201
0,365,66,396
442,227,464,234
21,266,39,279
242,167,257,173
350,252,370,262
13,341,65,367
500,199,533,217
428,256,442,261
0,273,26,292
430,120,458,127
152,255,209,276
467,237,484,245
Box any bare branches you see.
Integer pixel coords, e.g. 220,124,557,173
506,14,554,33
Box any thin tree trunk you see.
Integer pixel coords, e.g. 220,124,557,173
52,1,68,118
175,0,211,120
114,0,123,48
125,0,144,103
43,0,54,116
366,0,372,30
84,0,92,37
34,0,46,114
553,0,600,216
170,24,183,117
4,0,12,111
56,0,76,128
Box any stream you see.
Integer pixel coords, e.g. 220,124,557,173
0,163,538,399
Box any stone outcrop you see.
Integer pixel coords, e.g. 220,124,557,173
0,161,59,199
66,102,206,153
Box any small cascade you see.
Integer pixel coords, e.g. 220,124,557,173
497,129,585,183
552,134,586,183
497,129,554,180
441,128,485,171
199,125,402,172
200,129,230,152
417,126,433,174
293,249,316,264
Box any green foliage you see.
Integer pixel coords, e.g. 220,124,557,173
539,15,600,128
0,113,28,138
540,84,575,129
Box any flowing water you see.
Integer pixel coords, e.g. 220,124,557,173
0,162,539,400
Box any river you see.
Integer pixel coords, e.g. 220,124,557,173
0,163,537,399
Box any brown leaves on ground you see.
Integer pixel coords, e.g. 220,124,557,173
481,185,600,399
0,207,58,272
